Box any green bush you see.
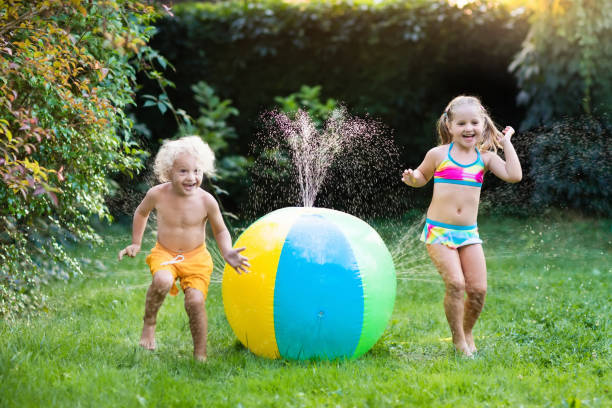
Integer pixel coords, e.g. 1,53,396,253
177,81,251,214
510,0,612,129
482,115,611,216
139,0,529,167
107,80,253,222
528,116,611,215
0,1,162,317
274,85,338,127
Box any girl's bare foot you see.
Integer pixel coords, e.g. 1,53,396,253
454,340,473,358
139,323,156,350
465,332,478,354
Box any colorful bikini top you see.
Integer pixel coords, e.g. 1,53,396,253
433,142,485,188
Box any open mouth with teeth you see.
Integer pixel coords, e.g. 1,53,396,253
183,183,198,190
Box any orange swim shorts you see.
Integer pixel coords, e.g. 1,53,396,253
145,241,214,299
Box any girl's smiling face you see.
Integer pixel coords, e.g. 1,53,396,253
448,104,484,149
170,152,202,195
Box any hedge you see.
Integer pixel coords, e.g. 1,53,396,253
136,0,530,167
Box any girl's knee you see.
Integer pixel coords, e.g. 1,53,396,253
445,279,465,296
466,285,487,301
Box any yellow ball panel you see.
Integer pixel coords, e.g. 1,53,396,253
222,214,296,359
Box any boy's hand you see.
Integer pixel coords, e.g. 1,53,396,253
402,169,417,186
225,247,250,274
118,244,141,261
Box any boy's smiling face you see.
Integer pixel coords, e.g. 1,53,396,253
170,152,202,195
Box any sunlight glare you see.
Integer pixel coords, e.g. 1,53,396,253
447,0,477,7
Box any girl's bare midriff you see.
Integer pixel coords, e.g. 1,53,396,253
426,182,481,225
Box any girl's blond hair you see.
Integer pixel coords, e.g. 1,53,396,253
436,95,504,153
153,135,215,183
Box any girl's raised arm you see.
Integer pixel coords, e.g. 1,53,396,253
485,127,522,184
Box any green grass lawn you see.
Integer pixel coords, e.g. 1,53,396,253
0,214,610,407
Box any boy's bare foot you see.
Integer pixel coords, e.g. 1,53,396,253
194,354,207,362
139,323,156,350
465,333,478,354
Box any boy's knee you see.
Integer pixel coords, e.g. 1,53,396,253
152,270,174,293
184,288,205,311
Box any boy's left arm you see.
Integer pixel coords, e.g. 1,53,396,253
205,194,250,274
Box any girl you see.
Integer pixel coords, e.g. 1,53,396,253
402,95,522,357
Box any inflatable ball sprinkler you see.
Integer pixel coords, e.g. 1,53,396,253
222,206,396,361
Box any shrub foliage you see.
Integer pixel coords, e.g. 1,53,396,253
510,0,612,129
527,116,611,215
483,115,611,216
0,0,160,316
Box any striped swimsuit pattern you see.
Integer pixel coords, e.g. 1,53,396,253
420,218,483,249
433,142,484,187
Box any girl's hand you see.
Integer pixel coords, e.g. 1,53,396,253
402,169,417,186
225,247,251,274
501,126,515,143
118,244,141,260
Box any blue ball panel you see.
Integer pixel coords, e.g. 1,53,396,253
273,212,364,360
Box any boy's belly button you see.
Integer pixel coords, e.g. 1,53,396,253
456,208,462,215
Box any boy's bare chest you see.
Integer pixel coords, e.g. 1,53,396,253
155,199,207,228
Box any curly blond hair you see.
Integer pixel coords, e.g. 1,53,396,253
153,135,215,183
436,95,504,154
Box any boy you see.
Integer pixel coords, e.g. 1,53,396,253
118,136,249,361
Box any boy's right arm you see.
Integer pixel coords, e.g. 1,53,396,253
118,189,157,260
402,148,437,188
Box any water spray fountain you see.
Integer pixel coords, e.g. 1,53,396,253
222,107,398,360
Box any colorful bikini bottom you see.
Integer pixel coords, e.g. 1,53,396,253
420,218,483,249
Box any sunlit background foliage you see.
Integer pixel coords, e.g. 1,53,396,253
0,0,161,316
1,0,610,316
510,0,612,128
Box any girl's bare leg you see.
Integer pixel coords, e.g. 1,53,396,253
140,270,174,350
184,288,207,361
458,244,487,354
426,244,472,357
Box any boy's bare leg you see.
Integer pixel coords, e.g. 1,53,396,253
140,270,174,350
184,288,207,361
459,244,487,354
427,244,472,357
